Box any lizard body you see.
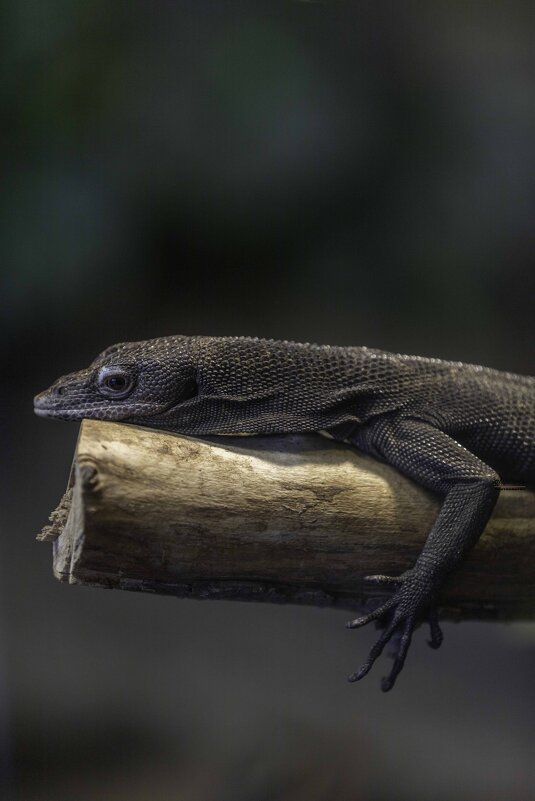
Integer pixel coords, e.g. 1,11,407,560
34,335,535,690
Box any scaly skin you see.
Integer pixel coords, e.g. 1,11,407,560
34,335,535,690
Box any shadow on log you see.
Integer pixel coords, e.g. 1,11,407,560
39,419,535,620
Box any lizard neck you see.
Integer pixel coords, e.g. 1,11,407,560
145,337,402,436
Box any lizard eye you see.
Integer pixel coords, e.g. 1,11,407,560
97,366,134,399
106,375,128,391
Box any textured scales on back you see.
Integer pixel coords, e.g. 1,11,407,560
34,335,535,690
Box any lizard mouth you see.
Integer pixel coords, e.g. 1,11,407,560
33,402,134,421
33,394,172,421
34,407,67,418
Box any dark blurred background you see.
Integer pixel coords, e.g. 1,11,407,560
2,2,535,799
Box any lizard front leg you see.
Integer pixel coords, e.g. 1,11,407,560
345,417,500,691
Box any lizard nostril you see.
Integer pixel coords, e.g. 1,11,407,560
55,385,65,396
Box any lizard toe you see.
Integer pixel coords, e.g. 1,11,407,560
427,606,443,649
348,617,399,682
346,598,395,629
364,574,405,586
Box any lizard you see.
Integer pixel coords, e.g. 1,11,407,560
33,335,535,690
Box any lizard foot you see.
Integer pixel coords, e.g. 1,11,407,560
363,573,443,649
346,569,442,691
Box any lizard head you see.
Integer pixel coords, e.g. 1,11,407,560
33,336,198,423
35,334,348,435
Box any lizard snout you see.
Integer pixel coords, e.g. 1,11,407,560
33,387,58,415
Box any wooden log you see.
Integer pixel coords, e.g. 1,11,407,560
40,419,535,620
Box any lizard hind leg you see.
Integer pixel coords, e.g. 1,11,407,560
344,418,500,690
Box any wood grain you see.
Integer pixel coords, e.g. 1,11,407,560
41,419,535,619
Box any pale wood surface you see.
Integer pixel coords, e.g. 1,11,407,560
41,419,535,619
